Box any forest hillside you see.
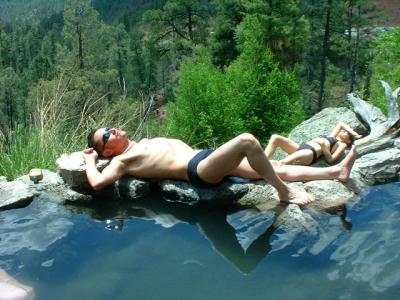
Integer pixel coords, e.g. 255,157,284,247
0,0,399,180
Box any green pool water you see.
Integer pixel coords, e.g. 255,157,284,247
1,182,400,300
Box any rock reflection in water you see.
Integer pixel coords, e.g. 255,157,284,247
328,184,400,293
2,183,400,300
67,194,280,275
0,193,73,259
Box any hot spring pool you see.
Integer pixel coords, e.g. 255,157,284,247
1,182,400,300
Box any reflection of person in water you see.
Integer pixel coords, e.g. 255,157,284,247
326,205,352,231
85,196,278,275
0,268,35,300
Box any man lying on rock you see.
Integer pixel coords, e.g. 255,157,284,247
83,127,357,206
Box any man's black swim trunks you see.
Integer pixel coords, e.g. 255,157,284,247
187,149,216,187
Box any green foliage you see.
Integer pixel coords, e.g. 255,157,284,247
0,67,24,128
238,0,309,67
227,19,304,137
0,0,65,25
0,125,82,180
209,0,245,68
369,28,400,114
0,74,146,180
168,36,304,147
167,48,243,147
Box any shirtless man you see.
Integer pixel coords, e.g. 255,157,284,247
83,128,357,205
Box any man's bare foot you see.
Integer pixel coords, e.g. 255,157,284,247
338,145,357,182
279,186,315,206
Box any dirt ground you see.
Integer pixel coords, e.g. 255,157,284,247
372,0,400,26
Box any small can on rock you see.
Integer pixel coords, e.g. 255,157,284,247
29,169,43,184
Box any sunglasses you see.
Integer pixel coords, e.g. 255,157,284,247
103,127,111,145
98,127,111,155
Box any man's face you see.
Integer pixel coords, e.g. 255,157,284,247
94,127,128,156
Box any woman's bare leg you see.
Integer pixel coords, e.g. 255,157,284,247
279,149,314,165
265,134,299,159
197,133,314,205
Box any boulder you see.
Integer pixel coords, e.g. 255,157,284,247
42,82,400,215
56,152,110,190
0,179,37,210
157,179,250,205
289,107,368,143
55,107,363,209
350,147,400,193
272,107,367,161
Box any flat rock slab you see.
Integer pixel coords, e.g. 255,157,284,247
158,179,251,205
0,180,37,210
350,147,400,192
0,171,93,210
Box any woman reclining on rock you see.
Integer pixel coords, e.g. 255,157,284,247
265,121,362,165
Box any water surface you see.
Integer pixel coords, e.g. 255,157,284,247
1,183,400,300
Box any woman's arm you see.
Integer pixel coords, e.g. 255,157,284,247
330,121,362,138
322,142,347,164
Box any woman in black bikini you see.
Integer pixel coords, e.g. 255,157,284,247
265,121,362,165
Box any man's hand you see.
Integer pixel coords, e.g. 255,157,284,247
83,148,98,162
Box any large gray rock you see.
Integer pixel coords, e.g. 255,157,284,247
52,100,397,216
0,180,37,210
289,107,368,143
239,180,354,212
0,170,94,210
272,107,367,161
55,151,358,210
56,152,150,200
56,152,110,190
158,179,250,205
114,176,150,200
350,147,400,193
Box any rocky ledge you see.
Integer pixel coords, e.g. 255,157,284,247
2,82,400,215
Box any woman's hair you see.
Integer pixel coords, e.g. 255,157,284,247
348,133,355,146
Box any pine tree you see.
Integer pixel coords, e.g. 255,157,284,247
238,0,310,67
209,0,245,68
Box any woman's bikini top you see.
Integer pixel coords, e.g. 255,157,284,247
319,135,338,151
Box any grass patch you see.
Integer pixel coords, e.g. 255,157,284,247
0,125,85,180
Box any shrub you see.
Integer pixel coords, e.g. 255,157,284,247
167,48,244,147
369,28,400,114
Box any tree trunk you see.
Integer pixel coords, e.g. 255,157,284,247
318,0,332,112
117,49,125,95
0,26,3,66
349,5,361,92
6,89,13,129
76,24,84,69
186,6,194,43
346,0,353,81
306,0,316,82
348,81,400,154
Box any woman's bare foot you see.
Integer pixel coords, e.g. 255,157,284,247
338,146,357,182
278,186,315,205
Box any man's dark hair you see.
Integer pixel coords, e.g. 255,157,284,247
87,129,103,154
